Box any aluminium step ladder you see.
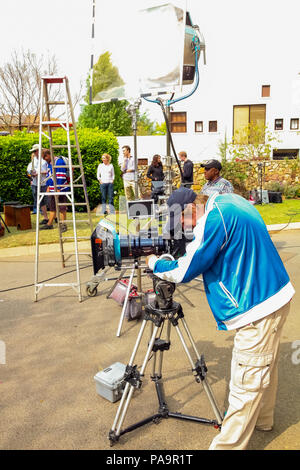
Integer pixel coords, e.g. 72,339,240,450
34,76,93,302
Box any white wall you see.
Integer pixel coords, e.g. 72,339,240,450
117,73,300,165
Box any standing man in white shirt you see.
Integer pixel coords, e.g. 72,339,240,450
121,145,136,200
97,153,115,215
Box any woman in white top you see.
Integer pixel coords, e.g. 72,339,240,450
96,153,115,214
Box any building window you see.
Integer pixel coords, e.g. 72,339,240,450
262,85,270,97
273,149,299,160
290,118,299,130
233,104,266,144
209,120,218,132
170,112,187,133
275,119,283,130
195,121,203,132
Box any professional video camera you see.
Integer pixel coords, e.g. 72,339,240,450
90,218,180,275
90,197,194,277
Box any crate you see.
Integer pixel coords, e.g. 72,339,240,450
94,362,126,403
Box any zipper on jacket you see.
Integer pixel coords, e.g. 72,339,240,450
219,281,239,308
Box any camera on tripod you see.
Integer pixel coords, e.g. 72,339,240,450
90,199,189,276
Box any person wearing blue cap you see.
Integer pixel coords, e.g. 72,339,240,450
162,186,197,258
147,188,294,450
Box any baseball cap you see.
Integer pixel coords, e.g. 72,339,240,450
163,186,197,235
167,186,196,210
200,159,222,171
29,144,40,152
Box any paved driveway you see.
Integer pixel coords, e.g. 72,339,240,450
0,230,299,450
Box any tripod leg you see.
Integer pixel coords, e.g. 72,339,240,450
116,267,135,337
110,320,161,442
174,320,223,425
105,268,126,299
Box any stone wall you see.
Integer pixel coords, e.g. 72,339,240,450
138,160,300,196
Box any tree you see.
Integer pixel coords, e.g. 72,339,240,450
78,101,132,136
230,122,280,161
0,50,78,133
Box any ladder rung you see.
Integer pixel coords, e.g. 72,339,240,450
77,219,92,223
52,145,77,149
55,184,83,188
62,236,91,240
42,121,73,128
62,219,91,224
59,202,88,206
36,282,78,287
49,191,72,196
42,76,65,84
47,101,66,105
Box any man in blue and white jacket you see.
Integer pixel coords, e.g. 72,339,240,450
41,150,70,232
147,188,295,450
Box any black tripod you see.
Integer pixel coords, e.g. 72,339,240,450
109,276,223,446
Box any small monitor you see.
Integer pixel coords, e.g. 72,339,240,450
127,199,155,219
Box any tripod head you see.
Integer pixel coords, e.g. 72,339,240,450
152,275,175,311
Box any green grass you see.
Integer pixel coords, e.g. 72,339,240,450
0,211,158,249
1,199,300,249
254,199,300,225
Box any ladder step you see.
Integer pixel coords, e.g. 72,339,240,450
55,184,84,188
62,219,91,224
46,101,66,105
42,76,66,84
59,202,88,206
36,282,78,287
52,145,77,149
62,236,91,240
42,121,73,128
49,191,72,196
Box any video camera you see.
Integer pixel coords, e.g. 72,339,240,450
91,218,168,273
90,199,193,275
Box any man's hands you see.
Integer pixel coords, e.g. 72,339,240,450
146,254,158,269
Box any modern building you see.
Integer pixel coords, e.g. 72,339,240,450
117,71,300,164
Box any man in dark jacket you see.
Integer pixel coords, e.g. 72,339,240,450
178,151,193,188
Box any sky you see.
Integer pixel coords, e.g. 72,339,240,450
1,0,300,121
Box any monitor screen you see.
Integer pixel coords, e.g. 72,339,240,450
127,199,155,219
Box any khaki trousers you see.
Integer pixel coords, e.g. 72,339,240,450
123,180,136,200
209,302,290,450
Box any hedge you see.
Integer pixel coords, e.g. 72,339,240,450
0,128,123,211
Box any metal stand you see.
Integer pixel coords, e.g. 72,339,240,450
115,260,143,337
0,213,10,233
108,279,223,446
126,99,142,199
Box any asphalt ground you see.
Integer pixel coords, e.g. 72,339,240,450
0,229,299,451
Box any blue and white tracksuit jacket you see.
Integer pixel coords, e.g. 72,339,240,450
148,193,295,331
46,157,69,192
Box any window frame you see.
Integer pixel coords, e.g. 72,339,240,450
274,118,284,131
262,85,271,97
290,118,299,130
208,120,218,133
195,121,203,133
170,111,187,133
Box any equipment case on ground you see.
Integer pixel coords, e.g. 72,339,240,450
94,362,126,403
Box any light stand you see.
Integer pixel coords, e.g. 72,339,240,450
125,98,142,199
